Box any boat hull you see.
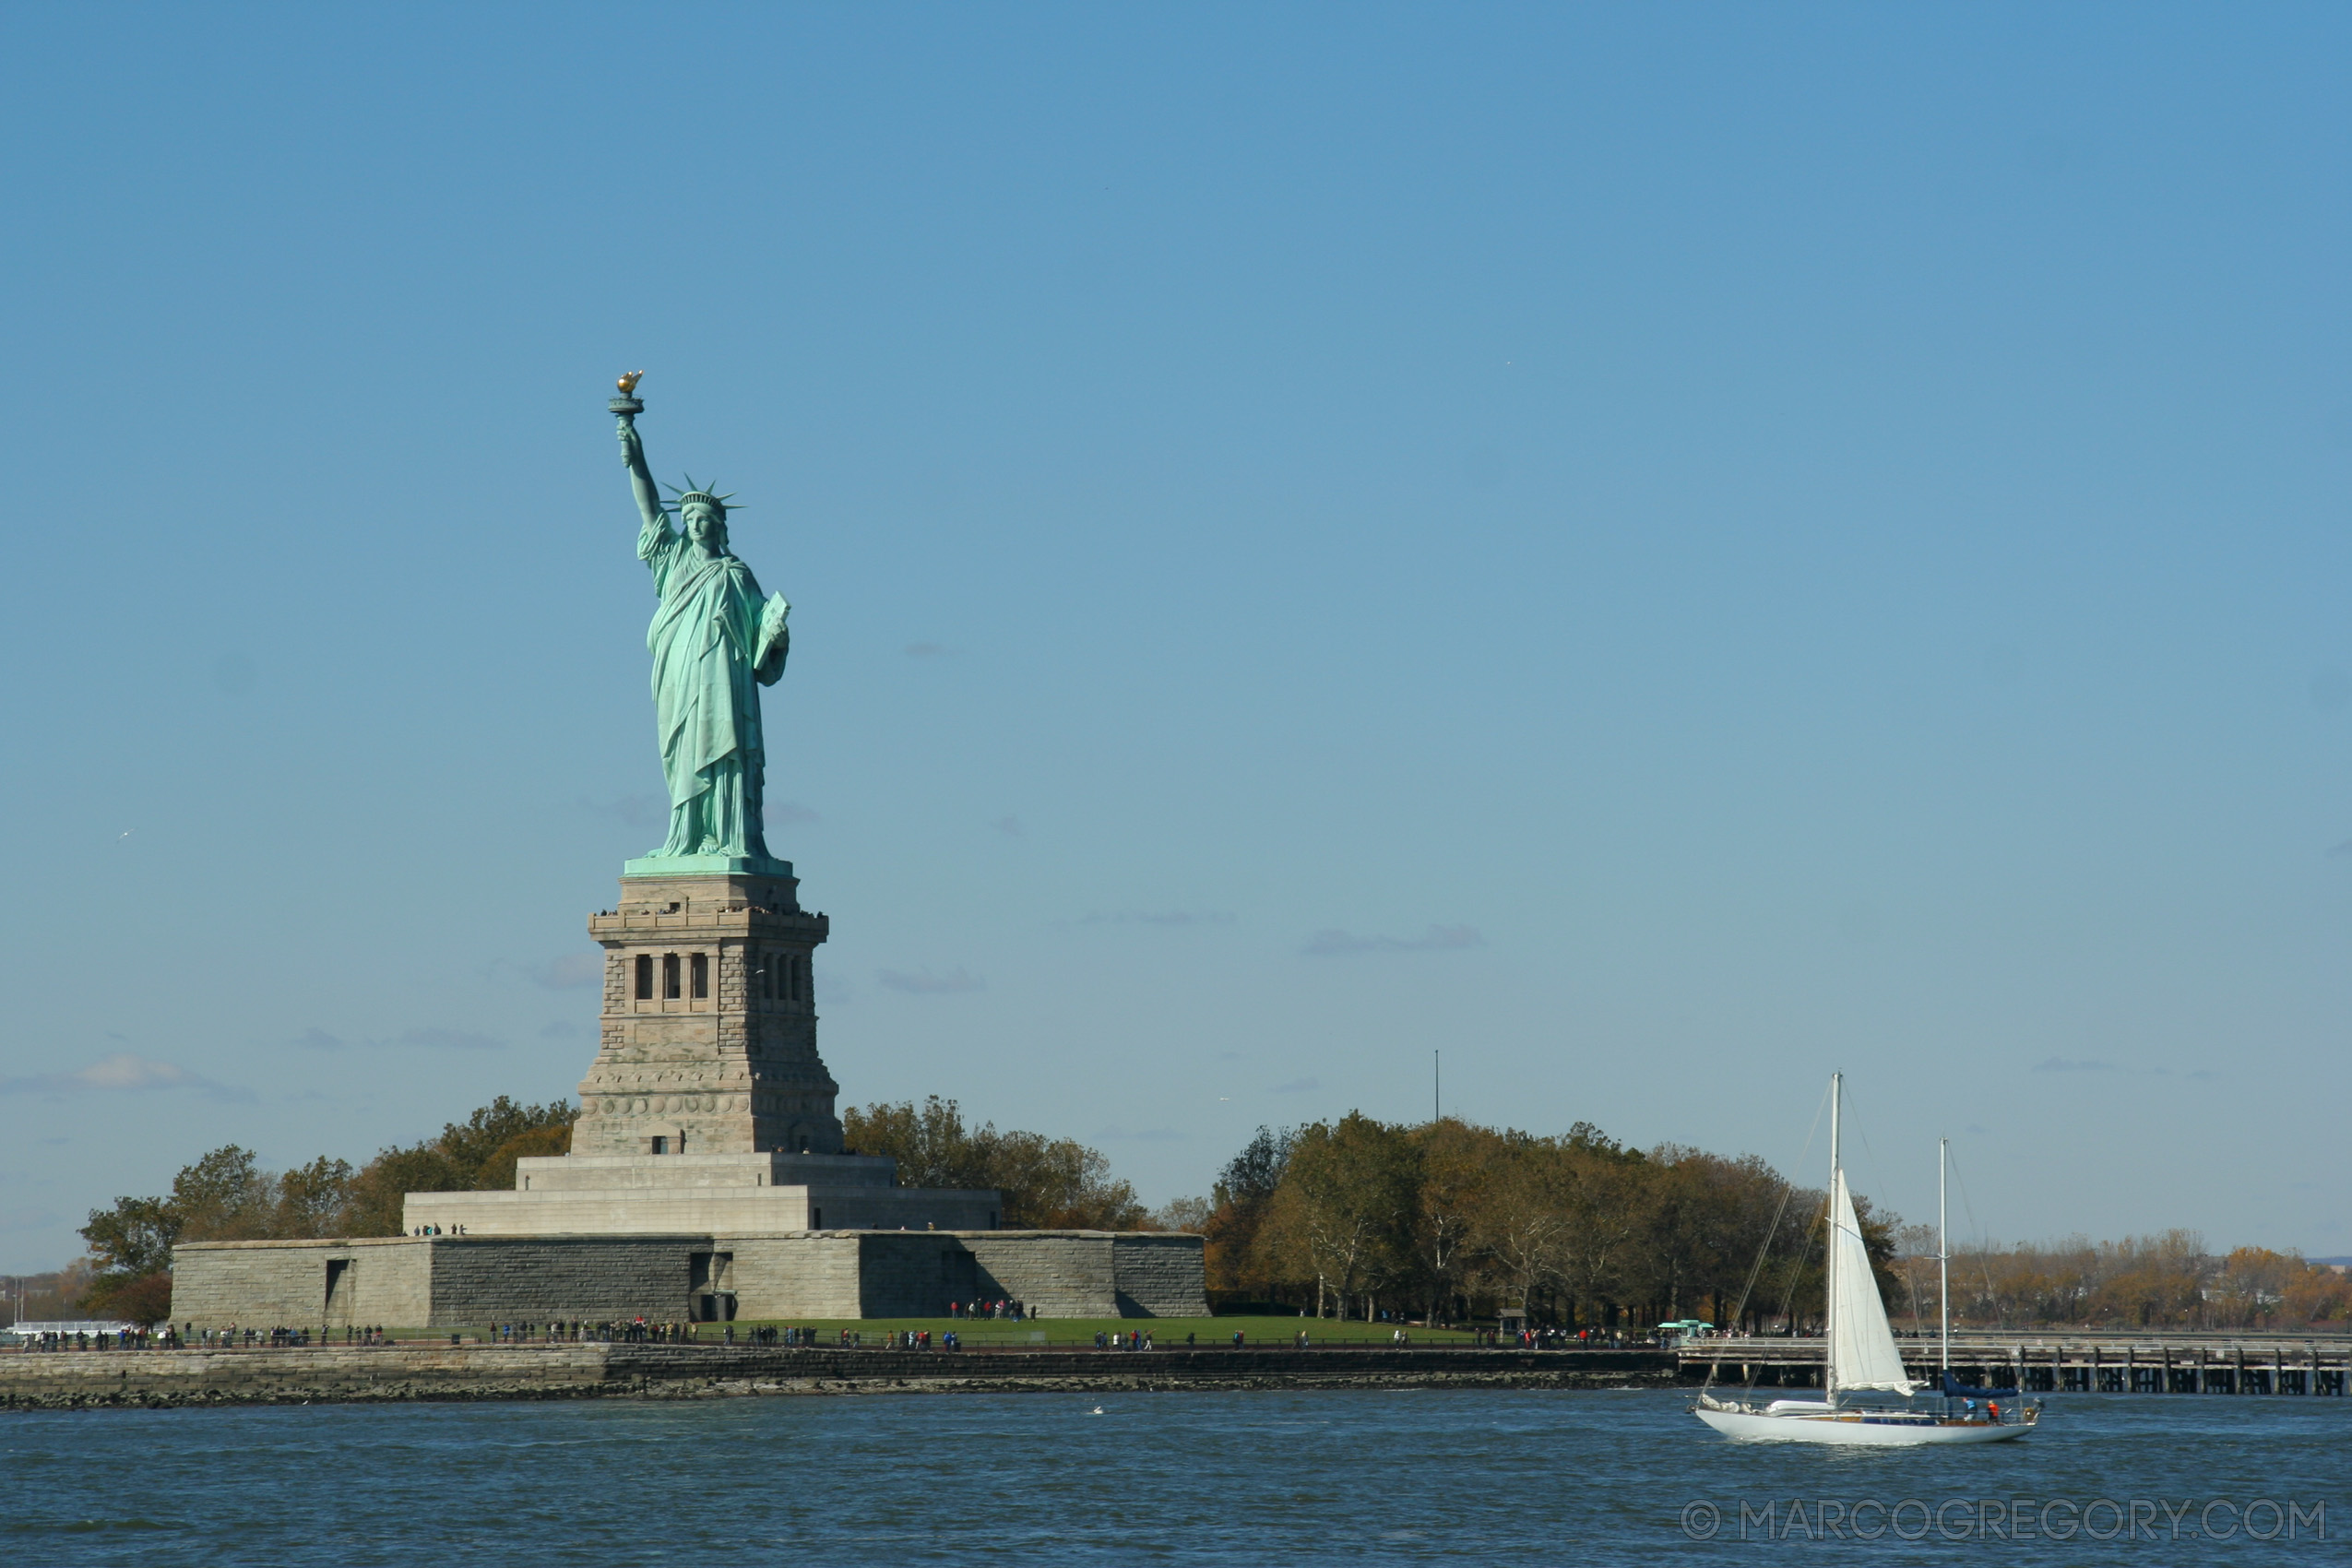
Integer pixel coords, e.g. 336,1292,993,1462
1693,1408,2030,1446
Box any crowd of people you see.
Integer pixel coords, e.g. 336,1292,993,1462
16,1327,172,1351
8,1324,386,1349
8,1316,1669,1354
486,1319,740,1344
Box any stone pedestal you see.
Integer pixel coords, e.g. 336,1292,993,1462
572,864,843,1158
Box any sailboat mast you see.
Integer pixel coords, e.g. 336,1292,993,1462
1939,1137,1950,1377
1827,1072,1841,1400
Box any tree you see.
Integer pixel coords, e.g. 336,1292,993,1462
1262,1114,1420,1319
345,1146,468,1238
169,1146,277,1241
80,1143,297,1313
473,1124,572,1194
343,1095,577,1235
1407,1119,1487,1323
103,1271,174,1325
1200,1125,1294,1301
981,1129,1148,1229
844,1097,993,1189
436,1097,577,1187
843,1098,1147,1229
1550,1132,1649,1328
1468,1133,1575,1318
275,1157,358,1239
1636,1146,1792,1327
79,1195,180,1313
1152,1194,1213,1232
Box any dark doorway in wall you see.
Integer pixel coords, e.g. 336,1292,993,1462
324,1257,354,1322
689,1252,736,1321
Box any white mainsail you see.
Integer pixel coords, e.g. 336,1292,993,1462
1827,1168,1914,1396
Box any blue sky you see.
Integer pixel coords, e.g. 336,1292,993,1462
2,4,2347,1273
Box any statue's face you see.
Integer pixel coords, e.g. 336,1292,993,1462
683,503,726,552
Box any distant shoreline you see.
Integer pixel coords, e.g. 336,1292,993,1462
0,1344,1677,1410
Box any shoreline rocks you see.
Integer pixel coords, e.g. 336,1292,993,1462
0,1345,1675,1410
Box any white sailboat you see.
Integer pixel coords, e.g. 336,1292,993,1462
1691,1074,2037,1445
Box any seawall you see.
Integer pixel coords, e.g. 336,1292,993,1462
0,1345,1675,1409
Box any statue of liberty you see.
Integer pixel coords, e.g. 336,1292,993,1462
613,378,791,870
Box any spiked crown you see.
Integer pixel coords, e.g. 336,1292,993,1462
661,472,744,520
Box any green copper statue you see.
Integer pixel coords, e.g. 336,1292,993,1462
613,375,792,872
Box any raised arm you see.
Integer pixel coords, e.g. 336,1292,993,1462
618,416,668,532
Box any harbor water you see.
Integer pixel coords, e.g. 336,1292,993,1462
2,1385,2345,1563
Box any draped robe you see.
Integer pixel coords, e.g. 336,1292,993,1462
640,513,790,860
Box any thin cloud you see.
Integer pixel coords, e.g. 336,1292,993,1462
0,1052,253,1102
770,801,820,825
1303,924,1484,956
876,968,985,996
1076,910,1235,928
539,1019,581,1039
992,814,1024,837
1273,1076,1320,1094
529,953,604,991
297,1025,503,1053
579,793,668,829
2032,1056,2179,1078
392,1028,505,1051
1099,1126,1189,1143
2330,839,2352,859
906,642,951,659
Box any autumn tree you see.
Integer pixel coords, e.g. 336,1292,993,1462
1261,1114,1420,1319
1468,1132,1575,1318
1201,1125,1294,1302
344,1095,576,1235
843,1097,1146,1229
1406,1119,1486,1322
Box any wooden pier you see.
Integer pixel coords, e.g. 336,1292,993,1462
1678,1333,2350,1395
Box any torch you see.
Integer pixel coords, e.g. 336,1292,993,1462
612,369,646,422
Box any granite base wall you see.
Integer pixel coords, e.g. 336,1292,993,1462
427,1236,707,1323
964,1233,1210,1318
855,1233,981,1318
172,1230,1204,1327
723,1235,862,1318
1111,1235,1213,1317
174,1240,433,1328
